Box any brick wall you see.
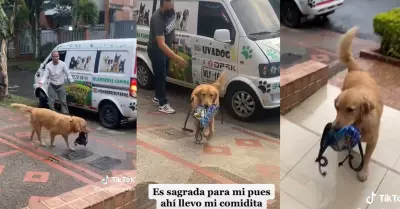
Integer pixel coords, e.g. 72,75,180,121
22,171,136,209
281,60,329,114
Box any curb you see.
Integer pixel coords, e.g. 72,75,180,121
360,49,400,66
280,60,329,115
22,171,136,209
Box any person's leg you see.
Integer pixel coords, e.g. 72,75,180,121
56,85,69,115
47,84,57,111
149,53,160,104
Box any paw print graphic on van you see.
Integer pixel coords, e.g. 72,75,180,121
241,46,253,60
258,80,271,94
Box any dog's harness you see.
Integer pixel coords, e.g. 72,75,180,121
315,122,364,176
182,100,224,143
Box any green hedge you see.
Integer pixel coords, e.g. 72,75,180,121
373,8,400,59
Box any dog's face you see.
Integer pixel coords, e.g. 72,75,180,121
333,89,375,130
193,85,219,108
70,116,89,133
76,57,81,64
86,56,91,63
183,9,189,19
176,12,181,20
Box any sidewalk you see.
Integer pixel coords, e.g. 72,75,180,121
281,83,400,209
136,94,280,209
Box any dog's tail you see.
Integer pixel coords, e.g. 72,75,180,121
212,71,228,92
10,103,34,113
338,26,361,72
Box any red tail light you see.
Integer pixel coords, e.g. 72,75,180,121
130,78,137,97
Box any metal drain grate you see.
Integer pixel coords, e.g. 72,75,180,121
88,156,121,170
61,150,93,161
148,127,190,140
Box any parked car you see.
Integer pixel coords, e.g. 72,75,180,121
33,39,138,129
281,0,344,27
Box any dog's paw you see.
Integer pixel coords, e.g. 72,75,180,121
357,170,369,182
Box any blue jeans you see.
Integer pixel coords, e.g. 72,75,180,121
148,49,168,106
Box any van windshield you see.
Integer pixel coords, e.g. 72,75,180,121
230,0,280,40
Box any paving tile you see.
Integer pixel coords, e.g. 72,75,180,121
280,191,311,209
202,145,232,156
23,171,50,183
368,170,400,209
281,142,387,209
235,139,263,148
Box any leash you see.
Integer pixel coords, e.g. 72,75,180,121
182,99,224,142
315,122,364,176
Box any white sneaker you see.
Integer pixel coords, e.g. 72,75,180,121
159,104,175,114
152,97,159,105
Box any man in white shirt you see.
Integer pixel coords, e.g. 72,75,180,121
40,51,75,115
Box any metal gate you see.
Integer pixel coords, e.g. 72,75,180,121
19,30,33,55
112,20,137,39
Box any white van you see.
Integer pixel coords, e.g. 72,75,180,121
33,39,138,129
281,0,344,27
135,0,280,121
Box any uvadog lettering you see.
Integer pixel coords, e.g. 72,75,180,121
202,46,231,59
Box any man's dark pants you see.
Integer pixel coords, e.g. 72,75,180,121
148,49,168,106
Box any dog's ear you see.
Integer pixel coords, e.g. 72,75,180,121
360,95,375,115
191,87,202,104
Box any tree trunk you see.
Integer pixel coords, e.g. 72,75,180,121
0,39,9,100
35,13,40,59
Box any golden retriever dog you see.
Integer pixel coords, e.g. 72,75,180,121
191,71,228,142
333,27,383,182
10,103,89,151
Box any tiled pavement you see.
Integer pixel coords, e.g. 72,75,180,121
281,83,400,209
0,106,135,209
136,93,280,209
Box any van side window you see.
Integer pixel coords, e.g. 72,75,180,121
46,51,67,64
197,1,235,39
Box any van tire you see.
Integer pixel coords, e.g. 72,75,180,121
137,60,154,90
281,1,302,28
224,83,263,122
99,103,122,129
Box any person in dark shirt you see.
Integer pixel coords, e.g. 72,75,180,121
148,0,187,114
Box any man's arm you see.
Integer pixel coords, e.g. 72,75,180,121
62,63,75,83
154,18,179,61
40,64,50,84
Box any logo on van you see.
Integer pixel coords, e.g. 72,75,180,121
194,44,201,52
202,46,231,59
207,60,236,72
241,46,253,60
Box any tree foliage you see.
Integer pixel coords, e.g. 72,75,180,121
52,0,99,27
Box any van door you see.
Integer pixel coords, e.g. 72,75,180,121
191,1,239,85
64,50,97,108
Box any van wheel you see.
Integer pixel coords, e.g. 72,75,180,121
38,91,49,108
282,1,302,28
99,103,121,129
225,83,263,122
137,60,154,89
